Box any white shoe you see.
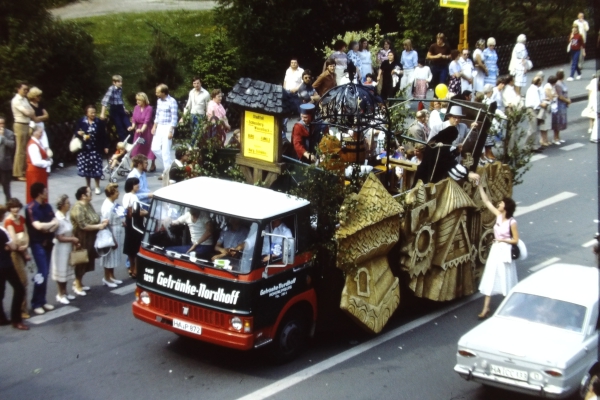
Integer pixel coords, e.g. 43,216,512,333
56,295,70,305
73,287,87,296
66,294,76,300
43,303,55,311
81,286,90,291
33,307,45,315
102,278,117,288
576,75,581,80
566,77,574,81
95,187,101,195
111,278,123,284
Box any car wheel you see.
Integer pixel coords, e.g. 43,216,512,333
269,311,309,364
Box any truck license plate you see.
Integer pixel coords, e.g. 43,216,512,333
172,319,202,335
490,365,528,381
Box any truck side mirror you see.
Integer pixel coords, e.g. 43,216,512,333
131,201,146,234
282,238,295,265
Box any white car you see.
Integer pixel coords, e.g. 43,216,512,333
454,263,599,398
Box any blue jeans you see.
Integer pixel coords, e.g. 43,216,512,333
430,65,449,97
189,114,206,147
570,50,581,78
110,104,131,142
30,242,52,309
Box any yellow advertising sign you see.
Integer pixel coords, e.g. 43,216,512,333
243,111,275,162
440,0,468,9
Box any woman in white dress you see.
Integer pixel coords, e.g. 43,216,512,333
99,183,125,287
358,38,373,83
477,184,519,319
51,195,79,304
508,34,529,96
472,39,486,93
583,71,598,142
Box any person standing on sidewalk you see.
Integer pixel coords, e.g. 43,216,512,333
151,84,178,181
525,76,547,153
26,182,59,315
179,77,210,145
100,75,131,142
567,26,585,81
0,116,15,202
0,204,29,330
11,82,34,182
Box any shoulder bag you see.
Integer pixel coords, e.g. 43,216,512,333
69,135,83,153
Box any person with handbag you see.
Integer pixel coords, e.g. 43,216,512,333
50,195,79,304
70,186,108,296
99,183,125,287
75,105,109,195
477,183,519,319
25,182,59,315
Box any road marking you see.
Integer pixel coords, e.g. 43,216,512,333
235,294,483,400
111,283,136,295
530,154,547,162
560,143,585,151
514,192,577,217
582,239,597,248
528,257,560,273
28,306,80,325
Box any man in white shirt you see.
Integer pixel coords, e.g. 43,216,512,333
573,13,589,42
151,84,178,181
525,76,547,153
283,59,304,94
179,76,210,142
170,209,214,255
457,49,474,92
263,218,293,262
11,82,35,181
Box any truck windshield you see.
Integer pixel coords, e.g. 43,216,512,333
141,198,261,274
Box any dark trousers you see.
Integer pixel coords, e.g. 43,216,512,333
30,242,52,309
0,169,11,202
430,64,449,97
0,267,25,323
569,50,581,78
110,104,131,142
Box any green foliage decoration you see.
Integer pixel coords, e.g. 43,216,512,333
494,106,532,186
192,31,241,93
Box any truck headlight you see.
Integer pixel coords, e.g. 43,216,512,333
140,291,151,305
231,317,242,331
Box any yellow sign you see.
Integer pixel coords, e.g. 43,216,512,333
439,0,468,9
243,111,275,162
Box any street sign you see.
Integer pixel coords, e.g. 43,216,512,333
440,0,468,9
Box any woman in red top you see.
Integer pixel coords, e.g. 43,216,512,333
568,25,585,80
4,198,31,319
25,126,51,204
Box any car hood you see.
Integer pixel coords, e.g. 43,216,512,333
459,316,585,368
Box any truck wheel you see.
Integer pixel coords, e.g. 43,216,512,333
580,371,599,399
270,311,308,364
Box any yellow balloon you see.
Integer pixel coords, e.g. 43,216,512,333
435,84,448,99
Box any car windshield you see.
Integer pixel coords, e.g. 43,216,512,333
497,292,587,333
141,198,260,274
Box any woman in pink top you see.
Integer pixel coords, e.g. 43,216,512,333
206,89,231,131
128,92,156,171
477,184,519,319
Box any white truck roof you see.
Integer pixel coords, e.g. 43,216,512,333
152,177,310,220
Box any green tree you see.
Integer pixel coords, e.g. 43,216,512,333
192,32,240,92
215,0,377,82
0,0,101,122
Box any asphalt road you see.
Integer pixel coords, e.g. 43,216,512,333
1,64,598,400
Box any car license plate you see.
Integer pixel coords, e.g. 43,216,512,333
490,365,528,381
172,319,202,335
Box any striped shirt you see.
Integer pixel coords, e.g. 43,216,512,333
101,85,124,107
154,95,178,127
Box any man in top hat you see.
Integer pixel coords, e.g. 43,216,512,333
428,105,478,151
414,125,480,185
292,104,328,163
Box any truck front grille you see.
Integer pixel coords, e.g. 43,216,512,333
149,293,229,329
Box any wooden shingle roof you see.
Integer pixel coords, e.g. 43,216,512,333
226,78,298,116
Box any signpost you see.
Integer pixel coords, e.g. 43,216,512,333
440,0,469,51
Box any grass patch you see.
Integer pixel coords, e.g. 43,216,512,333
75,10,215,105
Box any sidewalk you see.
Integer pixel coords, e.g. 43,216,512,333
532,59,597,101
51,0,216,19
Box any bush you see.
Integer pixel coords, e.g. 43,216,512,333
192,32,240,93
0,5,101,123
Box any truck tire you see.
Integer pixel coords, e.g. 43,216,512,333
269,311,309,364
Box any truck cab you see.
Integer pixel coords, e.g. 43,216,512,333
132,177,317,361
